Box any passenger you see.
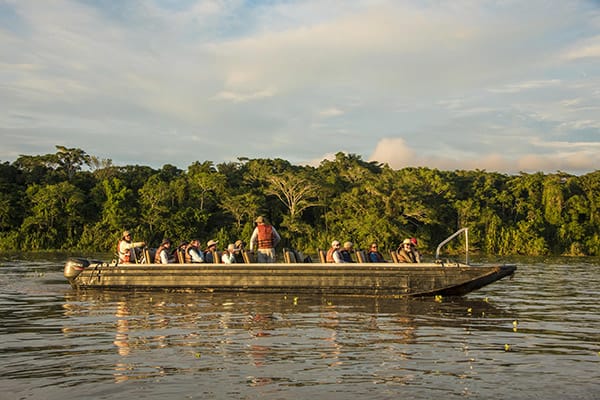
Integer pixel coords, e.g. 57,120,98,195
326,240,345,263
368,242,386,262
397,238,417,263
249,216,281,263
204,239,218,263
117,230,146,264
184,239,205,263
410,237,422,263
233,240,246,263
175,241,188,263
154,238,174,264
221,243,237,264
340,241,355,263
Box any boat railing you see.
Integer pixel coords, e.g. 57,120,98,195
435,227,469,265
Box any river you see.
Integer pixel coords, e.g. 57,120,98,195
1,254,599,399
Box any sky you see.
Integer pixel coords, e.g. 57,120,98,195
1,0,600,174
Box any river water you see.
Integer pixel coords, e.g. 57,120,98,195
1,254,599,400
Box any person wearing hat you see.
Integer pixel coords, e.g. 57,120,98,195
117,230,146,264
184,239,205,263
204,239,219,263
249,216,281,263
233,239,246,263
326,240,346,263
154,238,174,264
340,241,355,263
397,238,417,263
410,237,421,263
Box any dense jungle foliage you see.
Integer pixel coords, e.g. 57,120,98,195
0,146,599,257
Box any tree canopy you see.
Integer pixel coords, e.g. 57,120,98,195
1,146,599,257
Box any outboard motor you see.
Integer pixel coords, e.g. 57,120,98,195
64,257,90,280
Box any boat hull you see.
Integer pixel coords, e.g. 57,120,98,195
64,259,516,297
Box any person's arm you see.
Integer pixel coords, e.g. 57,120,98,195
121,241,145,251
272,227,281,247
160,249,169,264
190,248,204,263
333,250,344,263
249,228,258,251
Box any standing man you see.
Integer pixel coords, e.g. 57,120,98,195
250,216,281,263
117,230,145,264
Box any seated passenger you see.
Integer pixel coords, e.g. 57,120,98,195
204,239,218,263
410,237,421,263
184,239,205,263
340,241,355,263
368,242,386,262
233,240,246,263
221,243,237,264
326,240,345,263
154,238,174,264
397,238,417,263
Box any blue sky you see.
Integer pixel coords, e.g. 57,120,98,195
1,0,599,174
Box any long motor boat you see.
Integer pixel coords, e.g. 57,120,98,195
64,229,516,297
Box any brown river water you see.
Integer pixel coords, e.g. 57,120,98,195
1,253,599,399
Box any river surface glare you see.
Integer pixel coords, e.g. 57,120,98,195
1,254,599,400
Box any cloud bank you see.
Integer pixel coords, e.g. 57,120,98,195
0,0,599,174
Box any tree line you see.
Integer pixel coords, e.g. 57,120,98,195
0,146,598,257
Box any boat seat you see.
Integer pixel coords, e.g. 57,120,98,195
317,249,326,263
242,250,254,263
356,250,368,263
390,250,399,263
213,250,222,264
177,249,185,264
283,249,296,263
143,248,152,264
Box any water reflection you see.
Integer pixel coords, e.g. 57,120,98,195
59,290,512,388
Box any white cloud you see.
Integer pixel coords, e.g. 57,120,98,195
318,108,344,117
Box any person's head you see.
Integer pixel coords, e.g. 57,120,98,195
227,243,235,253
122,230,131,240
402,238,412,250
255,216,266,225
161,238,171,248
343,241,354,250
207,239,218,250
331,240,341,249
235,239,245,249
190,239,200,248
370,242,379,251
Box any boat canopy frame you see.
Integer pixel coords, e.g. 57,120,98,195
435,227,469,265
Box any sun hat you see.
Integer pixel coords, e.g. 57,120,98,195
207,239,218,247
122,230,130,238
161,238,171,245
255,216,265,224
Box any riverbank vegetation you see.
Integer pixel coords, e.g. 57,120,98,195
1,146,598,256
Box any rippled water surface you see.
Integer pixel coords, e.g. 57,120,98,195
1,254,599,399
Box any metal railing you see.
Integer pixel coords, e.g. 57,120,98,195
435,227,469,265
